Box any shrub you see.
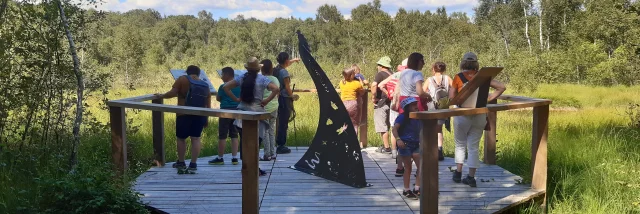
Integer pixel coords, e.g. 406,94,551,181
626,103,640,129
35,169,148,214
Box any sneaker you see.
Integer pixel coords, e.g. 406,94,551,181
172,161,186,168
395,168,405,177
208,157,224,165
413,188,421,197
187,162,197,171
385,147,392,153
391,150,397,159
231,158,239,165
259,168,267,176
452,171,462,183
276,146,291,154
402,190,418,200
438,147,444,161
462,175,477,187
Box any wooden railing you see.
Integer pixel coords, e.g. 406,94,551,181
411,95,551,214
107,90,548,214
107,94,271,214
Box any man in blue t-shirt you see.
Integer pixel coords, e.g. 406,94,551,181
209,67,241,165
273,52,300,154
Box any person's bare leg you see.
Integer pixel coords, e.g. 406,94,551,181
412,153,421,188
231,138,239,157
217,139,226,157
469,168,476,177
382,132,389,149
190,137,202,164
177,138,187,163
457,163,463,173
437,125,443,148
402,156,413,190
391,133,403,169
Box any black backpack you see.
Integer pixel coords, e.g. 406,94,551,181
185,75,209,107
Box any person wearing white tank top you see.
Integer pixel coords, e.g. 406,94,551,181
422,62,454,161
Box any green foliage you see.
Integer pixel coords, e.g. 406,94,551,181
626,103,640,129
35,171,148,214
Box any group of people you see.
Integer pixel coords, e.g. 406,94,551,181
338,52,506,199
157,52,301,175
157,50,507,201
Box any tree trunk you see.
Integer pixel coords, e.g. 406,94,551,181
539,0,544,51
57,0,84,172
0,0,8,26
523,0,532,54
501,31,510,56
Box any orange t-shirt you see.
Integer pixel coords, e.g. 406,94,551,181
452,70,478,92
171,75,212,107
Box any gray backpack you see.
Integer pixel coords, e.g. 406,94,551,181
431,76,450,109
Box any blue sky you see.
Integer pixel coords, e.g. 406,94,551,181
95,0,479,21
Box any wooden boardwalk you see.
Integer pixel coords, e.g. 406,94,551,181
135,147,543,214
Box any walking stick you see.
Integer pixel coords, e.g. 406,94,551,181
292,84,298,151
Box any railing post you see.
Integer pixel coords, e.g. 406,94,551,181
420,119,439,214
484,99,498,165
359,92,368,148
152,98,165,167
531,105,549,191
110,106,127,176
241,119,259,214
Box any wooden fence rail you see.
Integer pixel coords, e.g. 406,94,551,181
107,90,549,214
410,95,551,214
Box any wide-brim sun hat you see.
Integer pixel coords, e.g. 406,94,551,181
400,97,418,110
377,56,392,68
244,57,263,70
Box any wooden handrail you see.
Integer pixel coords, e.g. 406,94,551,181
108,100,271,120
415,95,551,214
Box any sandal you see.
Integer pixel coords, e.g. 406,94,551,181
259,168,267,176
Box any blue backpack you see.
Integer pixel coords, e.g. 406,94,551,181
185,75,209,107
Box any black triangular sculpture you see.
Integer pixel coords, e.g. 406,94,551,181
288,31,369,188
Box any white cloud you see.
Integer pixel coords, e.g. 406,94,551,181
229,5,294,21
343,13,351,20
85,0,290,17
294,0,478,15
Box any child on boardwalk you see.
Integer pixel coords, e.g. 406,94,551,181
260,59,279,161
209,67,241,165
339,67,365,133
392,97,422,199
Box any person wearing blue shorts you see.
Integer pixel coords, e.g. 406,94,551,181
392,97,422,200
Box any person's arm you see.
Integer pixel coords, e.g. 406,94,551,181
262,82,281,107
391,123,405,149
370,81,379,103
416,80,432,102
488,79,507,102
223,80,240,102
422,78,430,94
283,77,293,97
156,87,179,99
390,90,400,111
377,76,393,96
204,94,211,127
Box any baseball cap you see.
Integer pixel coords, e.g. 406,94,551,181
462,52,478,62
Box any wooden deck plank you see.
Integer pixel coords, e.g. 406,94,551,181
135,147,541,213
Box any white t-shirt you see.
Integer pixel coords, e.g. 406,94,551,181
398,69,424,97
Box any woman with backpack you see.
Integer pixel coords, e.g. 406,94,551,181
222,57,280,176
423,62,454,161
450,52,506,187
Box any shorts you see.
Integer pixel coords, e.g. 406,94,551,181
218,118,238,139
176,115,207,139
374,104,390,133
397,144,420,157
389,109,399,125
